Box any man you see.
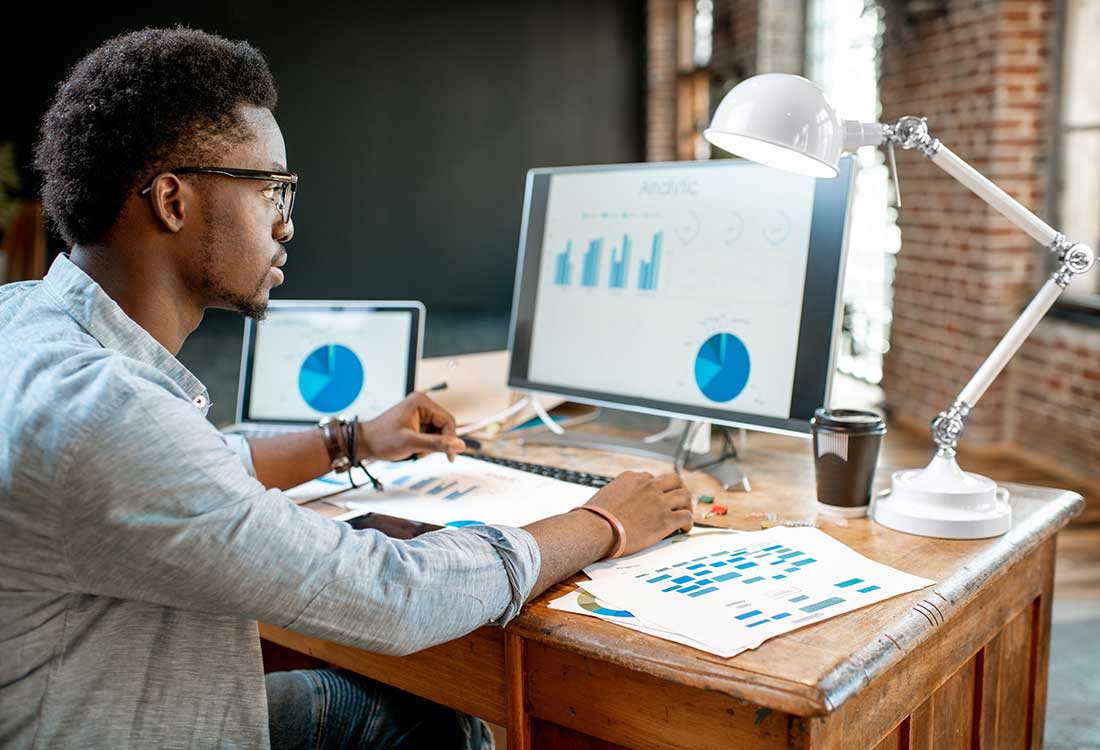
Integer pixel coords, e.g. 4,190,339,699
0,26,693,749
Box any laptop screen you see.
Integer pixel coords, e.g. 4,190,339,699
240,302,421,424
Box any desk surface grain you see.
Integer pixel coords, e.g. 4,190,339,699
294,425,1083,731
456,428,1083,718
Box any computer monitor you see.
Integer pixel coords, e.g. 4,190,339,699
232,300,423,431
507,157,855,438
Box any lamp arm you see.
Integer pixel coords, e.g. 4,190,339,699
877,116,1097,456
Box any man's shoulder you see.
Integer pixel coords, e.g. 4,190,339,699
1,330,193,463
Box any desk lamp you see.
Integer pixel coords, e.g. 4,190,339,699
703,73,1095,539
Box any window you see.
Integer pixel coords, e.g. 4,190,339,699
806,0,897,383
1053,0,1100,310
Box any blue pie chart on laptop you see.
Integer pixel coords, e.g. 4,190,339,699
298,344,364,413
694,333,750,403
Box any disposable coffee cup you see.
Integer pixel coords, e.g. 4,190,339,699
810,408,887,517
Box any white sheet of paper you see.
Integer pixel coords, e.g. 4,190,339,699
547,589,751,658
287,453,596,528
583,526,742,579
580,526,934,654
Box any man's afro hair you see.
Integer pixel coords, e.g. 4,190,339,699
34,26,278,246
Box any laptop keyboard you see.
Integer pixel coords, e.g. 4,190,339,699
466,453,613,489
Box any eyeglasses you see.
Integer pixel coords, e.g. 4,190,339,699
139,167,298,224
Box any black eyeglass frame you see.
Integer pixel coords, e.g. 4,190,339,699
138,167,298,224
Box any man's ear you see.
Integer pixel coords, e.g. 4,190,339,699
147,174,187,233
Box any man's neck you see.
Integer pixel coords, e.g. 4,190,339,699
69,244,203,356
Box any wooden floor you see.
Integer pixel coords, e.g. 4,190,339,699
1053,524,1100,602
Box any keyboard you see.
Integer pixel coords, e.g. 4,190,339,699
466,453,613,489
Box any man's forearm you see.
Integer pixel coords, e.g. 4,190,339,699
248,430,332,490
522,510,615,601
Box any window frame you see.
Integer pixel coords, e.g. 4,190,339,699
1047,0,1100,323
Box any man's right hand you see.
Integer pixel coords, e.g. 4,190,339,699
522,470,695,602
583,471,694,557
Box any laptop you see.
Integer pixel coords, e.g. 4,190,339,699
223,300,424,438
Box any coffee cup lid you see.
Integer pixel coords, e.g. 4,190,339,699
811,407,886,434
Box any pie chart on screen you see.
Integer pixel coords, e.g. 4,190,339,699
298,344,364,413
694,333,751,402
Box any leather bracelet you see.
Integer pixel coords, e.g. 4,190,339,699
574,505,627,559
318,416,351,473
343,419,359,465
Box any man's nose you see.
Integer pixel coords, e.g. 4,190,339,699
275,217,294,243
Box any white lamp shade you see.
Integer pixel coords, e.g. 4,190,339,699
704,74,845,178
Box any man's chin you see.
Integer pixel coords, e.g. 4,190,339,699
214,291,269,321
239,294,269,321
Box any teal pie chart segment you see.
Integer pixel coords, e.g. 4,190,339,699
298,344,364,413
694,333,751,402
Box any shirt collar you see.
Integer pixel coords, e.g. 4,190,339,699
41,254,212,413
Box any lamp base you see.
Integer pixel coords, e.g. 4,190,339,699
873,453,1011,539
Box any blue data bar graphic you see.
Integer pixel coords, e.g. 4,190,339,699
554,241,572,286
582,239,602,287
800,596,846,613
445,486,477,501
638,231,662,291
609,234,631,289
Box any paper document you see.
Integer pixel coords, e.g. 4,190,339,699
286,453,596,528
584,526,742,579
578,526,933,657
548,589,754,658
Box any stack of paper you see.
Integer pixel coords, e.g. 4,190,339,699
552,525,933,658
286,453,596,528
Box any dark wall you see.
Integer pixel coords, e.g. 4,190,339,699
4,1,645,311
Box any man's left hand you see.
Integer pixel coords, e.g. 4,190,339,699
358,393,466,462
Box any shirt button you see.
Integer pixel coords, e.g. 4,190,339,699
193,395,208,409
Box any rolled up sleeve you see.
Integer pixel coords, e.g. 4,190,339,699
57,373,542,656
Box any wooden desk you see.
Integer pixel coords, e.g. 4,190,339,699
260,427,1083,749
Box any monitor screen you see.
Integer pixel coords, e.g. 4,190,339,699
507,158,855,436
240,302,421,423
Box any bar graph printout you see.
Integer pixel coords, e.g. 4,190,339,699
550,527,759,658
285,453,595,528
577,526,934,656
548,588,756,658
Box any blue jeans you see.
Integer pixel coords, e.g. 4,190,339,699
266,669,494,750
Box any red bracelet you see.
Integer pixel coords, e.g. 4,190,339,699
575,505,627,559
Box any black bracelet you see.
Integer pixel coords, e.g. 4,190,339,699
344,416,384,491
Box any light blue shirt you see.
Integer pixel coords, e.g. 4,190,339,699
0,254,541,749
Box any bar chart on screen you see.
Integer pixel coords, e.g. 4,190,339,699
548,231,664,293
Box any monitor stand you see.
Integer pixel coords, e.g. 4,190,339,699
520,418,751,492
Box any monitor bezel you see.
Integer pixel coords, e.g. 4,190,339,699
506,157,857,438
236,300,424,425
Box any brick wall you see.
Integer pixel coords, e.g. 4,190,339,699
712,0,760,81
1012,320,1100,477
756,0,804,74
647,0,678,161
880,0,1099,481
